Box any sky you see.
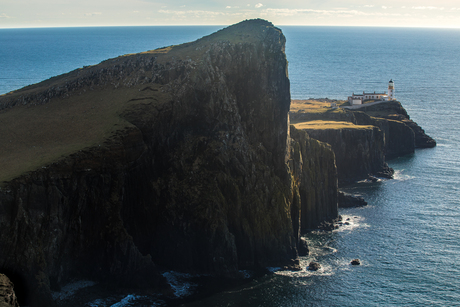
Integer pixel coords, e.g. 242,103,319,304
1,0,460,28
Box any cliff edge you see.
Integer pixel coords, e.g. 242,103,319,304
0,20,338,306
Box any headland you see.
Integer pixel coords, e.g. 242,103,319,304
0,19,435,306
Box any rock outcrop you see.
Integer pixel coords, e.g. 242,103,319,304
291,99,435,185
0,19,338,305
350,100,436,158
302,124,393,186
0,274,19,307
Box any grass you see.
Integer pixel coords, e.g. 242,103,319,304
294,120,375,130
0,19,280,184
0,84,171,183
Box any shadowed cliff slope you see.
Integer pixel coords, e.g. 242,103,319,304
0,20,338,306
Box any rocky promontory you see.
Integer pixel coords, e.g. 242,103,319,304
290,99,435,185
0,20,339,306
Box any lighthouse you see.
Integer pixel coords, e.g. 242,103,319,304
388,79,395,100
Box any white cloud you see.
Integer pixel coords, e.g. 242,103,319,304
255,3,263,8
158,9,226,17
412,6,444,10
226,6,231,9
382,6,387,9
364,5,374,8
0,13,12,18
264,8,404,18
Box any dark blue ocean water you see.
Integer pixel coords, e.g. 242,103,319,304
1,26,459,306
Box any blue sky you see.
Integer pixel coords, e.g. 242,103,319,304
1,0,460,28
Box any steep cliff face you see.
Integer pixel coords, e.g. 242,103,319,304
302,125,392,186
0,20,337,306
352,100,436,151
289,127,338,231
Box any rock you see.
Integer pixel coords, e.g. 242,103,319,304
308,262,321,271
0,274,19,307
338,191,368,208
351,259,361,265
298,238,309,256
282,259,302,272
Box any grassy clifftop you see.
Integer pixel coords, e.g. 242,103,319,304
0,19,282,184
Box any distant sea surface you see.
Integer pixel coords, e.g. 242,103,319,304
1,26,460,306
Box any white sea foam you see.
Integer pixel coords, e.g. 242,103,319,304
51,280,97,301
162,271,197,298
334,215,369,232
393,169,415,181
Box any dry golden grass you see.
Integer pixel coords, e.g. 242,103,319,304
294,120,375,130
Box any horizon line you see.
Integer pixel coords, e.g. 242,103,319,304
1,24,460,30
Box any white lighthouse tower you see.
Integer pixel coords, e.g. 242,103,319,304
388,79,395,100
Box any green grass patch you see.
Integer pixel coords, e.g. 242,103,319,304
0,84,171,183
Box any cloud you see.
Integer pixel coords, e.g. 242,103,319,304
158,9,226,17
412,6,444,10
255,3,263,8
264,8,404,18
382,6,387,9
226,6,231,8
0,13,11,18
363,5,374,8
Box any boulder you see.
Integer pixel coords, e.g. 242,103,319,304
0,274,19,307
351,259,361,265
307,262,321,271
338,191,367,208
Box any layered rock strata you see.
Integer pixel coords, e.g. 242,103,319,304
0,20,338,306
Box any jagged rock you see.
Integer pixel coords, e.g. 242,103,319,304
0,274,19,307
282,259,302,272
338,192,367,208
307,262,321,271
351,259,361,265
298,238,309,256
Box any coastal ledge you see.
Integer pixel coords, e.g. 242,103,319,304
290,98,435,185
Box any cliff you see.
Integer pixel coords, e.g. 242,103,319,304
0,20,338,306
295,121,393,186
350,100,436,154
289,127,338,231
291,99,435,185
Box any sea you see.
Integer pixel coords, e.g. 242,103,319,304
1,25,459,307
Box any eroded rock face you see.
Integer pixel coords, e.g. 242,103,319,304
0,19,338,305
289,127,338,231
303,126,392,186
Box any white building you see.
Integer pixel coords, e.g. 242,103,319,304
348,80,395,105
